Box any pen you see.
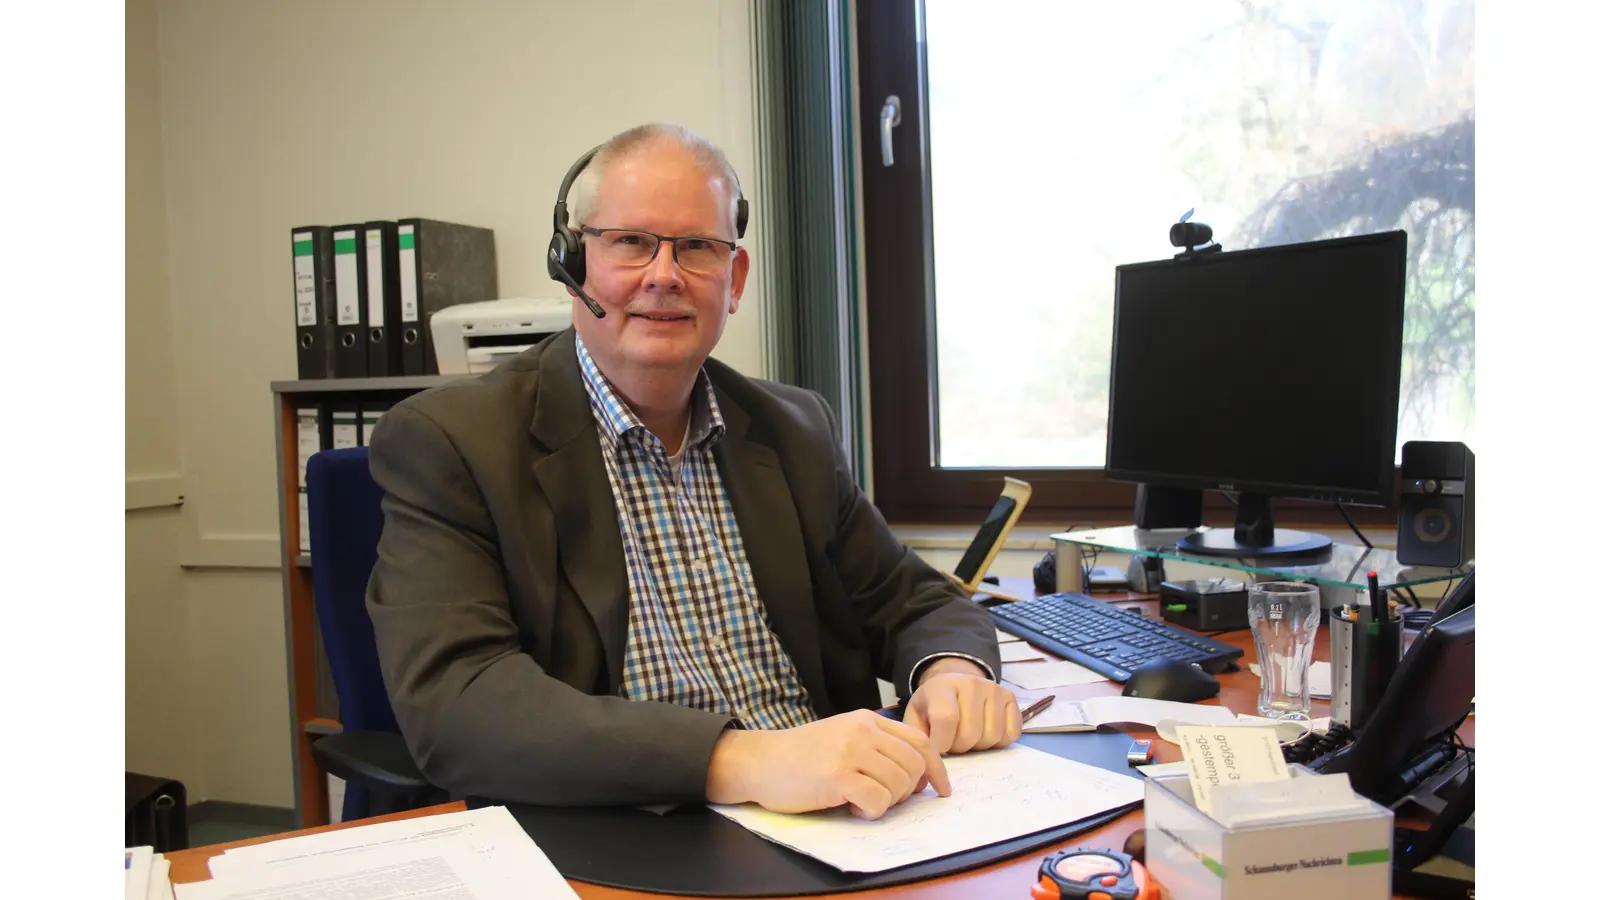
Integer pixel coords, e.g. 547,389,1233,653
1366,570,1387,622
1020,695,1055,724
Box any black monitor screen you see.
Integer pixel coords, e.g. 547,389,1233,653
1105,231,1406,504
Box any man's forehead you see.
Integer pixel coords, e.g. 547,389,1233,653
592,154,736,234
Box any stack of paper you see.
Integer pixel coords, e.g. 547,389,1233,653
174,807,576,900
126,846,173,900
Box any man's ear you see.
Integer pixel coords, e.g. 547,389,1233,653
728,247,751,315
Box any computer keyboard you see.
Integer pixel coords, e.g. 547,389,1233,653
990,591,1243,683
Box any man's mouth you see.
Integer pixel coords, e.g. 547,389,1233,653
631,311,692,322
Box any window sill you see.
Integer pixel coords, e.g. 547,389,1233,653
891,522,1399,553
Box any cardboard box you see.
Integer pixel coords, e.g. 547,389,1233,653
1144,766,1393,900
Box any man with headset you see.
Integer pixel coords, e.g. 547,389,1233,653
365,123,1018,820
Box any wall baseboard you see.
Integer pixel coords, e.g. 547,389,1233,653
189,799,296,830
126,474,185,511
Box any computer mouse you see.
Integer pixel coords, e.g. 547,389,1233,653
1121,657,1221,703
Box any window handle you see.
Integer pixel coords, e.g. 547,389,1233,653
880,94,902,167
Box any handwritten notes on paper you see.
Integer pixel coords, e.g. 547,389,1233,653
708,744,1144,873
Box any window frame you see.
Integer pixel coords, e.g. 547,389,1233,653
854,0,1400,526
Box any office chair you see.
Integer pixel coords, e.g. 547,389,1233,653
306,446,443,820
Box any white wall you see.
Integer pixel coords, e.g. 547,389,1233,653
128,0,767,808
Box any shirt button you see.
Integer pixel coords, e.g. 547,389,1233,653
709,634,725,649
691,558,707,574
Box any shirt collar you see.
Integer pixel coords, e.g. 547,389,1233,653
575,333,726,451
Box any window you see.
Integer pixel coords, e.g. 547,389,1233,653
857,0,1474,522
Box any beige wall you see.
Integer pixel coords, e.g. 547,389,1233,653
128,0,767,807
126,0,202,797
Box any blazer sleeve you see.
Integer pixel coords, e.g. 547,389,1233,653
365,404,736,807
810,394,1002,698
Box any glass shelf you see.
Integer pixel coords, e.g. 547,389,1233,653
1050,525,1469,592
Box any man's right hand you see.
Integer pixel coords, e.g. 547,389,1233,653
705,709,953,819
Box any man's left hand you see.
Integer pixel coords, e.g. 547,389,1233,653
903,658,1022,755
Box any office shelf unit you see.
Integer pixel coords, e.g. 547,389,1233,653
270,375,463,828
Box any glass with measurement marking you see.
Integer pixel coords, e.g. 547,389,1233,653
1248,582,1320,720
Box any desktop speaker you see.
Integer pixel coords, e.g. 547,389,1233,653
1396,441,1474,568
1132,484,1203,530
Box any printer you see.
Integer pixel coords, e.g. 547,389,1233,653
430,298,573,375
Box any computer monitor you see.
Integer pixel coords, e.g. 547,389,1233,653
1105,231,1407,557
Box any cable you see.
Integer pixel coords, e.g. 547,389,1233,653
1336,502,1373,549
1401,585,1421,607
1061,522,1100,592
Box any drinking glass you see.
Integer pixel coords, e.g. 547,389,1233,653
1247,581,1320,720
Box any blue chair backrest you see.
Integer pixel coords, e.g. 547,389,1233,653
306,446,400,736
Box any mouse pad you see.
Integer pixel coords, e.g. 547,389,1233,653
472,729,1143,898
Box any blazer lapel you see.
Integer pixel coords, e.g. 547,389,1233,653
529,331,629,691
714,392,834,717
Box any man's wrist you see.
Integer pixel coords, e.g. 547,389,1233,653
916,656,989,688
706,727,761,805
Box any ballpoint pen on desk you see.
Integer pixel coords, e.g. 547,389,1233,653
1020,695,1055,725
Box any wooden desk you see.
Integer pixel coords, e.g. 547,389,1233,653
170,580,1468,898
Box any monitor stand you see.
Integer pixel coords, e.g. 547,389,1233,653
1177,492,1333,558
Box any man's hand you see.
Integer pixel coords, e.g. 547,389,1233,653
705,710,952,820
904,658,1021,755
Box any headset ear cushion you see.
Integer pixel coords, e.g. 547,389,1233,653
735,198,749,239
547,229,586,286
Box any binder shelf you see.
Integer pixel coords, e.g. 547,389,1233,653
271,374,470,829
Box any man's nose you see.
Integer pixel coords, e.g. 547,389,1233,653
643,240,686,292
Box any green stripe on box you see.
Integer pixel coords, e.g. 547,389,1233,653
293,239,314,257
1202,856,1226,878
334,238,357,254
1348,849,1390,866
398,232,416,250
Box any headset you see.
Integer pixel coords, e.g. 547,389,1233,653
547,143,750,319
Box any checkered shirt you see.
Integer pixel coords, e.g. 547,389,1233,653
576,336,817,730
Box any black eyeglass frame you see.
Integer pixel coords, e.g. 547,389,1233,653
579,226,739,270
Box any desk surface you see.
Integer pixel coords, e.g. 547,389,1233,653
168,579,1470,898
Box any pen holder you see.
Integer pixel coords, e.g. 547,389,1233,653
1329,606,1402,730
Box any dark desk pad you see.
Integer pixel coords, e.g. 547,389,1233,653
472,730,1144,897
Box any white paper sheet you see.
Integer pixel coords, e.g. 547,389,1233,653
999,642,1047,663
1249,661,1332,699
995,627,1022,644
1001,659,1109,690
126,847,153,900
709,744,1144,873
201,807,574,899
1012,690,1239,733
147,855,172,900
177,836,530,900
212,806,518,874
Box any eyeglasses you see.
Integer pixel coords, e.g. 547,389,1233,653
581,227,738,276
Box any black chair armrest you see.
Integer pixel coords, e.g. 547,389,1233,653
311,731,432,796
